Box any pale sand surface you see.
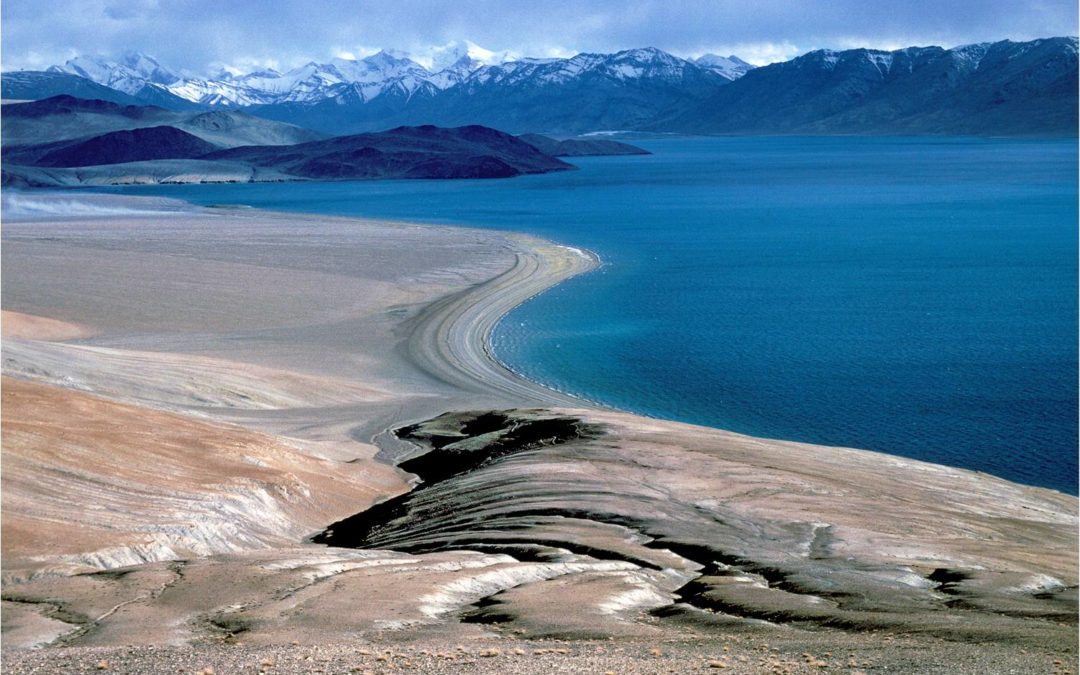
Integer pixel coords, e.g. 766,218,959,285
1,193,1076,672
1,377,401,581
1,310,98,341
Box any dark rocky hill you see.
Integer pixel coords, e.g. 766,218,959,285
205,124,574,179
6,125,219,167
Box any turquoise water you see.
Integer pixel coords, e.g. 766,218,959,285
109,137,1079,494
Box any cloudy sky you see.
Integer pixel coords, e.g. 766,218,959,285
3,0,1076,73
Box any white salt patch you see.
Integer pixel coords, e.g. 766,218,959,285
417,561,637,618
865,568,935,589
1007,574,1065,594
417,555,520,572
294,558,423,583
1,192,182,220
33,482,322,572
372,619,422,630
259,549,410,571
596,573,672,614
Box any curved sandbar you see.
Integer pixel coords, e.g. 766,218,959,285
405,234,599,406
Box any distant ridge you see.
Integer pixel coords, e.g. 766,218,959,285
2,94,161,118
655,37,1079,136
2,95,324,148
518,133,650,156
2,71,148,106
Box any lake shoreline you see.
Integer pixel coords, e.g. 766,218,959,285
5,185,1076,496
1,192,1075,667
88,135,1079,495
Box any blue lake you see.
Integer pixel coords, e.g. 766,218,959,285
110,136,1079,494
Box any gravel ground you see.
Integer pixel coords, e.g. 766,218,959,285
3,634,1076,675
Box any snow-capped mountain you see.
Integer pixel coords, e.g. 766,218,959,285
43,43,749,110
426,40,518,73
360,47,734,135
228,45,737,135
424,41,517,90
693,54,756,80
165,51,440,106
49,51,182,95
44,44,526,108
456,47,725,91
331,51,443,100
23,45,754,134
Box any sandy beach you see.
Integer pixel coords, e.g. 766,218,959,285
1,192,1076,673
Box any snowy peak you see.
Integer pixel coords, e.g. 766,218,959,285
236,68,284,82
328,52,435,101
693,54,755,80
588,47,716,82
337,52,431,83
165,53,435,105
47,56,113,83
417,41,521,89
49,52,180,95
800,49,842,70
354,50,424,72
607,47,684,68
117,51,182,85
427,40,517,73
791,47,907,76
949,42,992,71
454,46,722,92
613,46,679,61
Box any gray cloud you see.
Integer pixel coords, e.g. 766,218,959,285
2,0,1076,72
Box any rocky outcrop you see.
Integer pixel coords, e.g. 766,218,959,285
317,408,1078,644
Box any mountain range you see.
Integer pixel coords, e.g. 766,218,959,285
3,38,1076,136
40,42,754,108
657,38,1079,135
